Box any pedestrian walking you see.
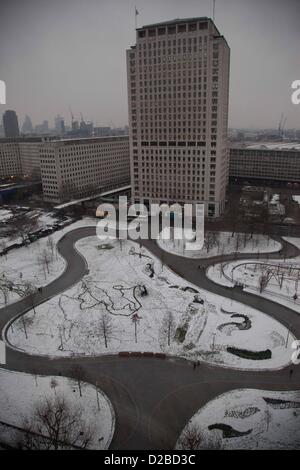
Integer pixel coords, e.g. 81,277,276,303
193,362,196,370
289,368,294,380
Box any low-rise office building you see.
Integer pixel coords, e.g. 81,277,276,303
0,141,22,178
229,143,300,185
40,136,130,203
0,137,57,180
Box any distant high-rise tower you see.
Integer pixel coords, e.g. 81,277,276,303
21,115,34,134
54,115,65,135
3,110,20,138
127,17,230,217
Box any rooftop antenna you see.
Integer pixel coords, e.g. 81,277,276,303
135,6,139,30
213,0,216,22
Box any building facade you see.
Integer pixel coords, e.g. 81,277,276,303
19,140,44,178
2,110,20,138
40,136,130,203
0,137,57,180
0,141,22,178
126,17,230,217
229,143,300,184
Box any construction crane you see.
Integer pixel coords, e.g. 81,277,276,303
281,116,287,139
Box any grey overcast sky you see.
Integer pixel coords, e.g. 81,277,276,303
0,0,299,129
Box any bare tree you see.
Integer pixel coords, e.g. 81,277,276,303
14,215,37,244
0,282,9,305
259,270,271,293
234,232,242,253
132,312,141,343
20,314,34,339
97,312,114,348
177,424,202,450
47,236,55,259
70,364,88,398
50,378,58,394
20,395,94,450
24,282,37,314
38,249,52,278
0,240,7,259
161,311,176,347
204,231,219,254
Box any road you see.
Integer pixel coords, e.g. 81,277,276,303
1,226,300,449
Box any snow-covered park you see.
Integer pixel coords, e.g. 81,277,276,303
7,236,295,370
0,368,114,449
207,236,300,313
0,217,97,307
157,229,281,259
176,388,300,450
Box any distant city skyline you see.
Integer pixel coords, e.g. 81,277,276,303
0,0,299,129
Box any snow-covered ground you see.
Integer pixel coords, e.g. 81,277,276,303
207,237,300,314
208,260,300,313
0,207,61,247
7,236,295,370
292,195,300,206
0,209,13,223
0,368,114,449
284,236,300,251
176,388,300,450
0,217,97,307
157,230,281,259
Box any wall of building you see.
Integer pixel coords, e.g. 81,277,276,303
19,141,42,178
230,146,300,183
40,136,130,203
0,142,22,178
127,17,230,217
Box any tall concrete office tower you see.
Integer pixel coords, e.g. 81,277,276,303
3,110,20,138
126,17,230,217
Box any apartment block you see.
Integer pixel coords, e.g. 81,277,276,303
40,136,130,203
0,137,55,180
127,17,230,217
229,143,300,184
0,141,22,178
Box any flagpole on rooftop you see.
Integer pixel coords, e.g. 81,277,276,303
135,6,139,29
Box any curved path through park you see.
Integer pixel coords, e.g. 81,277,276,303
0,226,300,449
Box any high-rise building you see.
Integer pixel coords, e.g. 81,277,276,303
2,110,20,138
54,115,65,135
35,120,49,134
126,17,230,217
21,115,34,134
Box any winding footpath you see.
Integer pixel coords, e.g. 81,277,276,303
0,226,300,449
